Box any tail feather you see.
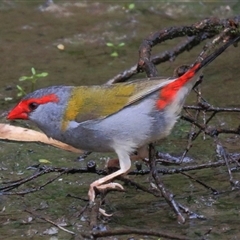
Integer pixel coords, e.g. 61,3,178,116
157,35,240,110
197,35,240,71
157,63,200,109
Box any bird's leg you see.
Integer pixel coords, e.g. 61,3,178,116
106,145,149,169
88,151,131,203
88,169,127,203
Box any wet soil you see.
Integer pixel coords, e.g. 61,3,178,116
1,1,240,239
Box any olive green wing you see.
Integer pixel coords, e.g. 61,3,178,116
61,78,173,130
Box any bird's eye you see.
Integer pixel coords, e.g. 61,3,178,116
28,102,39,111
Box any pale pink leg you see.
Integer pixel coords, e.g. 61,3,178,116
88,150,131,203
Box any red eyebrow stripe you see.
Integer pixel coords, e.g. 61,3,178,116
22,94,59,105
157,63,200,110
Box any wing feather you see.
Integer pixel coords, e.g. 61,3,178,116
61,77,175,130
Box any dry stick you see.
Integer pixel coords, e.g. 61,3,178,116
92,227,191,240
136,23,240,166
157,157,240,174
151,35,209,66
180,32,239,156
137,24,240,222
66,193,88,202
181,112,215,138
0,124,81,154
180,84,203,163
137,17,240,77
1,171,65,195
180,110,216,163
155,152,185,164
106,31,216,84
2,156,240,196
136,24,240,173
25,209,75,235
120,173,206,219
89,198,101,228
184,105,240,112
0,166,75,192
155,156,240,196
106,35,205,84
178,203,205,220
0,166,59,192
138,34,207,77
184,31,240,144
0,166,107,195
65,194,90,218
180,172,219,194
77,203,89,218
149,144,185,224
118,175,160,197
215,143,237,187
181,113,240,137
107,15,240,84
138,33,212,78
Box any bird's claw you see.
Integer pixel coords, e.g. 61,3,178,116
96,182,124,191
88,182,125,216
99,208,113,217
88,182,124,202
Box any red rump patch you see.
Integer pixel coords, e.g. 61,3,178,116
157,63,200,110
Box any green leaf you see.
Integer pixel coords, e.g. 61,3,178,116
16,85,26,96
106,42,114,47
16,85,23,91
39,159,51,164
4,97,13,101
128,3,135,10
19,76,29,81
36,72,48,78
118,42,125,47
111,51,118,57
31,67,36,75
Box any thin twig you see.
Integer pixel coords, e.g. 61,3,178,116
91,227,191,240
25,209,75,235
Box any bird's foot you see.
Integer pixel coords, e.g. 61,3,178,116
88,182,124,216
99,208,113,217
96,182,124,192
88,182,124,202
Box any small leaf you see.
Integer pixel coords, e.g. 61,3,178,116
4,97,13,101
111,51,118,57
118,42,125,47
16,85,23,91
128,3,135,10
19,76,29,81
16,85,26,96
31,67,36,75
106,42,114,47
39,159,51,164
36,72,48,78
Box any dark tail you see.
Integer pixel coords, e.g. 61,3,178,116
156,35,240,110
198,35,240,70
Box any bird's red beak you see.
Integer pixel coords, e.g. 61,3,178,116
7,105,28,120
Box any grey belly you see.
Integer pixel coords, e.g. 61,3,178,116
64,94,176,153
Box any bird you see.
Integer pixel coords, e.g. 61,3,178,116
7,37,237,206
